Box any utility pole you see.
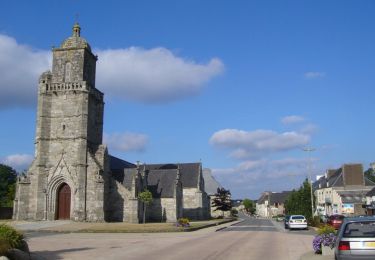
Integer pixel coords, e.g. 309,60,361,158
303,147,315,218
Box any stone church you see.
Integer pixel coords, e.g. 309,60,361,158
13,23,210,223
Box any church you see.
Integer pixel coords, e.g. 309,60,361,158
13,23,211,223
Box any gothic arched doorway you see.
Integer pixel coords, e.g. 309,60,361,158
57,183,71,220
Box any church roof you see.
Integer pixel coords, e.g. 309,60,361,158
203,168,222,195
140,163,201,189
60,23,92,51
109,155,136,184
147,170,178,198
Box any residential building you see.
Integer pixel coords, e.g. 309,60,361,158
256,191,291,217
313,164,375,216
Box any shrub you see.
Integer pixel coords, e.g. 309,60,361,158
317,224,336,235
309,216,321,227
176,218,190,227
0,224,24,250
0,237,11,256
231,208,238,217
313,224,337,254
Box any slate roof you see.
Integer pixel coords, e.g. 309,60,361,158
269,191,292,205
257,191,291,205
366,187,375,197
147,169,178,198
312,165,375,190
257,192,269,204
140,163,201,189
203,168,222,195
109,155,136,184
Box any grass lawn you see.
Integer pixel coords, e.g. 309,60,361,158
38,218,235,233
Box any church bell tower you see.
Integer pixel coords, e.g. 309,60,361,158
14,23,107,221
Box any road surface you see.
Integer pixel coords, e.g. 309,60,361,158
27,214,315,260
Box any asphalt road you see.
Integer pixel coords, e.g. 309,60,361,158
27,215,315,260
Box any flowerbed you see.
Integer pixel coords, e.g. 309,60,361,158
312,224,337,254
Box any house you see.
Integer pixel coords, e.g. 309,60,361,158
313,163,375,216
256,191,291,217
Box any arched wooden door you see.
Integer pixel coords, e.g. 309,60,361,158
57,183,71,220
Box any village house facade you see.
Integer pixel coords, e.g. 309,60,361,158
256,191,291,218
313,163,375,216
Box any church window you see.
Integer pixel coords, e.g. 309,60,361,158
65,62,72,82
63,125,66,131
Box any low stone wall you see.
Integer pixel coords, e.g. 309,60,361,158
0,207,13,219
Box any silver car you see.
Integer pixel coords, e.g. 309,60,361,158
335,216,375,260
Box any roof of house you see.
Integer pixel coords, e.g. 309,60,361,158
203,168,222,195
269,191,292,205
366,187,375,197
257,191,291,205
313,164,375,190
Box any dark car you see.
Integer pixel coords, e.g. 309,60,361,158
284,215,291,229
327,214,345,230
335,216,375,259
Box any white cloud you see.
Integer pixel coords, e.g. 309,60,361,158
104,132,148,152
210,129,310,158
96,47,224,103
281,115,305,125
304,71,325,79
1,154,33,171
0,34,224,109
299,123,319,135
0,34,50,108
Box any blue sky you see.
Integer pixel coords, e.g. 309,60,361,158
0,0,374,199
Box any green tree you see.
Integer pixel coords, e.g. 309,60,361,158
365,168,375,183
284,178,314,220
139,189,153,224
242,198,256,214
0,164,17,207
212,188,232,216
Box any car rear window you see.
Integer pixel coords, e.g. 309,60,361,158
291,216,305,220
343,221,375,238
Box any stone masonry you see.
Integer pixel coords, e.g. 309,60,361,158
13,23,210,223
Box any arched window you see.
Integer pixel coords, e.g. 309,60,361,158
65,62,72,82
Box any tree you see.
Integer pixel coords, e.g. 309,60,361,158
0,164,17,207
365,168,375,183
212,187,232,217
242,198,255,214
284,178,314,220
139,189,153,224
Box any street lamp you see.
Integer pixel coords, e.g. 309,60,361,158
303,147,315,218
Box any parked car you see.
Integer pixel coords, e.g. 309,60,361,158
335,216,375,260
284,215,291,229
288,215,308,230
327,214,345,230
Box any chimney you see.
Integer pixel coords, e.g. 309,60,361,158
342,164,364,186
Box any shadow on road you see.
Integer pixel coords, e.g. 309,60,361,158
32,247,94,259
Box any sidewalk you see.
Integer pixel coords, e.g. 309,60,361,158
300,251,334,260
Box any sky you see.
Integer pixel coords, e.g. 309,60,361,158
0,0,374,199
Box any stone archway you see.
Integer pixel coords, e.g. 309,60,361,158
56,183,71,220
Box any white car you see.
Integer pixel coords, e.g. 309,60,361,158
288,215,308,230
